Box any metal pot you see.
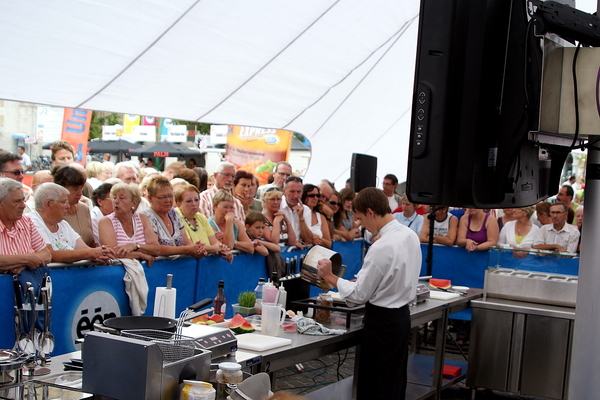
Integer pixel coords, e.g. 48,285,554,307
97,298,213,334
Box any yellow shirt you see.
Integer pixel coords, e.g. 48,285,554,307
175,208,214,245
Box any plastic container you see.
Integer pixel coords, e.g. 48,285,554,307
278,283,287,309
254,278,265,312
262,283,279,304
181,380,215,400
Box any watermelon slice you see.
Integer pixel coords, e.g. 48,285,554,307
429,278,451,289
210,314,225,323
228,313,255,334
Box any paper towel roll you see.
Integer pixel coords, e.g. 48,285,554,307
153,287,176,318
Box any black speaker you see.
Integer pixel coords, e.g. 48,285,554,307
350,153,377,192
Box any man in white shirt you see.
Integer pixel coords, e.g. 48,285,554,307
382,173,402,211
280,176,307,243
317,187,421,399
18,146,32,172
532,202,580,254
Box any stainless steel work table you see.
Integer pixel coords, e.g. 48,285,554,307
234,289,483,400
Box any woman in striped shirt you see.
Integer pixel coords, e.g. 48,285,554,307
98,183,160,263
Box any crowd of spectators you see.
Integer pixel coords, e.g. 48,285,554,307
0,137,587,283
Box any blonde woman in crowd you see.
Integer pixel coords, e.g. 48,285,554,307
175,184,233,262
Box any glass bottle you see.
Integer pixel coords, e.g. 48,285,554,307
214,280,226,316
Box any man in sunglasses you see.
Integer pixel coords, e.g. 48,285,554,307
0,151,33,211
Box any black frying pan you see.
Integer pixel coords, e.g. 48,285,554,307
102,298,213,333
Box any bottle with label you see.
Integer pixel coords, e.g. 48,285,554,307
254,278,265,311
214,280,226,316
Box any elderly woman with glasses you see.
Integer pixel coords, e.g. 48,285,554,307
28,182,115,264
208,189,254,253
141,175,207,258
53,165,96,247
300,184,332,248
261,186,299,247
175,184,233,262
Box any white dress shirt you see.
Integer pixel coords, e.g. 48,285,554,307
337,219,421,308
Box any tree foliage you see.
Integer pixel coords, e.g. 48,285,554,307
89,112,122,140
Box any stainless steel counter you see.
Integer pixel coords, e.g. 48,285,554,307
22,289,482,400
471,297,576,319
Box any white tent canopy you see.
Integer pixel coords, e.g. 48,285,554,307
0,0,419,188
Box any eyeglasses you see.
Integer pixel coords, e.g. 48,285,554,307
329,201,342,207
2,170,24,176
305,193,319,198
550,211,566,215
265,187,282,193
155,194,174,200
276,172,291,177
218,172,235,179
51,199,70,206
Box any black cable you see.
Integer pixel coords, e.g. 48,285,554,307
569,43,583,149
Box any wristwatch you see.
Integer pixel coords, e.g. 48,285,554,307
135,244,141,250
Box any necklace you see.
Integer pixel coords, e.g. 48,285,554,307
184,215,198,231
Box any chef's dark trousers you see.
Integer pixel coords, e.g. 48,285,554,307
357,302,410,400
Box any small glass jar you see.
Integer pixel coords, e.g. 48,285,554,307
215,362,243,384
315,292,333,323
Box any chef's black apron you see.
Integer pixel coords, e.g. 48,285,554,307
357,302,410,400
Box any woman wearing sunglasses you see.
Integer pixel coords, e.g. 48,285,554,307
300,184,332,248
261,186,300,247
329,189,360,241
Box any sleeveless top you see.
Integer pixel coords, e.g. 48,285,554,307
433,213,452,237
208,216,239,240
108,212,146,246
141,208,185,246
466,213,489,243
264,216,289,245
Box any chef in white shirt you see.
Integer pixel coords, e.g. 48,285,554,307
317,187,421,400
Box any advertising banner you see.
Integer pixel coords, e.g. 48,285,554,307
142,116,155,126
166,125,187,143
226,126,293,185
61,108,91,165
132,125,156,143
37,106,65,143
102,125,122,141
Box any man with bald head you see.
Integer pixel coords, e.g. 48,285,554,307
25,170,53,212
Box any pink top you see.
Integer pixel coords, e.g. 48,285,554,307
108,212,146,246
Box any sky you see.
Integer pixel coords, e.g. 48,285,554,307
576,0,598,13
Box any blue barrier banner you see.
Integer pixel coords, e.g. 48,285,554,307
0,242,580,354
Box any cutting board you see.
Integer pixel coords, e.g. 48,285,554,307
236,333,292,351
429,291,460,300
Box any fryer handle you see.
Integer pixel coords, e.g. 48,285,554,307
187,298,212,312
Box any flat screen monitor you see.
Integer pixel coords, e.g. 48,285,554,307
406,0,568,208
